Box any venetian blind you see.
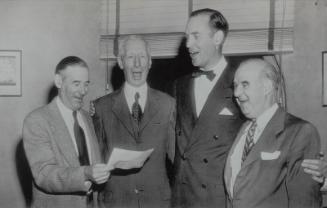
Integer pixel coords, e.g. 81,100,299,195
100,0,294,59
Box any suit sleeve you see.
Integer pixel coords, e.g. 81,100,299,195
23,113,88,193
286,122,322,208
167,98,176,162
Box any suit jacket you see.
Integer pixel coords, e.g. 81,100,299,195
93,87,176,208
23,98,101,208
224,107,322,208
171,64,244,208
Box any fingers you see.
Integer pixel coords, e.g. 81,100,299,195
85,163,112,183
89,101,95,116
301,160,321,170
312,175,325,184
303,167,323,177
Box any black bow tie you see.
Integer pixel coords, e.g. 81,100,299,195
192,70,216,81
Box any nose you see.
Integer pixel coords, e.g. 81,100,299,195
80,85,88,96
185,36,192,49
234,84,241,98
134,56,141,68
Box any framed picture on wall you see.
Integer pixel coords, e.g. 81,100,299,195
0,50,22,96
323,51,327,105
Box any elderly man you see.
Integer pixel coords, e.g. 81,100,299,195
224,58,322,208
171,8,243,208
23,56,110,208
92,35,176,208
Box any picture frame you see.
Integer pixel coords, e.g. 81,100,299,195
0,50,22,96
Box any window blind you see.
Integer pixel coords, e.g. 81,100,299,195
100,0,294,59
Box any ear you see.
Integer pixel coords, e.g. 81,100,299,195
263,79,274,95
148,55,152,68
117,56,124,70
54,74,62,89
213,30,224,46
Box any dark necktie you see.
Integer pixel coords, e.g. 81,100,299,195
241,121,257,164
73,111,90,166
192,70,216,81
132,92,142,123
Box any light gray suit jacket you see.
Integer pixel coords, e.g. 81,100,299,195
23,98,101,208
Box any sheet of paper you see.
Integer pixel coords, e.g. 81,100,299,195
107,148,154,170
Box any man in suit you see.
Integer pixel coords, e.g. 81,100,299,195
171,8,243,208
23,56,111,208
224,58,322,208
93,35,176,208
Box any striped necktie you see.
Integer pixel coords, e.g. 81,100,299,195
241,121,257,164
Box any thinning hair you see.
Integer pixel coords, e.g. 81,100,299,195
55,56,88,74
118,35,151,58
239,58,282,103
190,8,229,39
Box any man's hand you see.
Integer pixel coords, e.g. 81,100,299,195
301,159,327,183
84,164,112,184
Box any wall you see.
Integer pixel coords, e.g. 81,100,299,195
282,0,327,149
0,0,105,207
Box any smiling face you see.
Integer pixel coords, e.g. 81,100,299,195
233,62,272,119
185,14,223,70
55,65,89,111
118,37,152,87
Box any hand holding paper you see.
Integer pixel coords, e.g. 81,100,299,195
107,148,154,170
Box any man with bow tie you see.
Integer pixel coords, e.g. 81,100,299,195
224,58,321,208
171,8,244,208
92,35,176,208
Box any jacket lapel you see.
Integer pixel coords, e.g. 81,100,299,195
224,121,249,198
139,88,159,132
111,88,136,138
47,100,80,166
176,76,197,153
189,65,235,146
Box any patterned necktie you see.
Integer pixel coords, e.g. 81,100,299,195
192,70,216,81
73,111,90,166
241,120,257,164
132,92,142,123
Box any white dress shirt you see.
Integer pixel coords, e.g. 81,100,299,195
56,96,92,162
229,103,279,197
194,57,227,116
124,82,148,113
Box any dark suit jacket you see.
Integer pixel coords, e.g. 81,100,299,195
93,87,176,208
23,98,101,208
224,107,322,208
171,64,244,208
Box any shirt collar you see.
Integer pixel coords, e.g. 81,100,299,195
124,82,148,97
56,96,74,117
255,103,279,132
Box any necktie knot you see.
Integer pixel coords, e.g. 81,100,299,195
135,92,140,103
192,70,216,81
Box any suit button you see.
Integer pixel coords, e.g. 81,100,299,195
201,184,206,189
181,153,186,160
203,158,208,163
213,135,219,140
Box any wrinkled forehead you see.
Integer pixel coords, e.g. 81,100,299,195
123,39,149,55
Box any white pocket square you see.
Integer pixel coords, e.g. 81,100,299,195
260,151,281,160
219,107,233,116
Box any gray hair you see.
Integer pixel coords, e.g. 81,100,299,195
118,35,151,58
239,58,283,104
